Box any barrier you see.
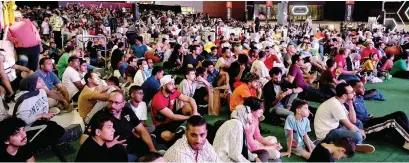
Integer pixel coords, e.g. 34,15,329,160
76,35,108,69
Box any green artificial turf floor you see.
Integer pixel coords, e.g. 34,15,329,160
36,78,409,162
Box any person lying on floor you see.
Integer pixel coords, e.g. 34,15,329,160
164,116,221,162
350,80,409,151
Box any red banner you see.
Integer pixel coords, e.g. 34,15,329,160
346,1,355,5
266,1,273,7
226,1,232,8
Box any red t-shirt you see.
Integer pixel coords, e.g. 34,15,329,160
361,47,380,63
334,54,346,70
151,90,181,126
264,54,281,70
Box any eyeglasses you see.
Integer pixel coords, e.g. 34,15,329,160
108,100,123,105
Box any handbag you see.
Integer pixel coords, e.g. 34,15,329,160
208,89,221,116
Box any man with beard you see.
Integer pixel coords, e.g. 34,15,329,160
350,81,409,151
75,115,127,162
151,75,200,147
263,67,303,123
0,117,35,162
81,91,156,161
164,116,221,162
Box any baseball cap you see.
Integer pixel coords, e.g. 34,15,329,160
159,75,175,88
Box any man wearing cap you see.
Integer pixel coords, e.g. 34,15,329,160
151,75,200,147
360,41,380,63
7,11,42,71
62,56,84,101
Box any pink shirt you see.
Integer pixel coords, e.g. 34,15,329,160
7,19,41,48
245,115,263,151
380,59,393,71
334,54,346,70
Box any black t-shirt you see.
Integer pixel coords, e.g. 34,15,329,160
255,17,260,32
183,54,204,69
85,107,141,147
75,137,127,162
0,145,33,162
228,61,250,88
308,143,334,162
111,49,124,70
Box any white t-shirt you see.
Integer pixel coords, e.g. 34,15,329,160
251,60,270,85
41,21,50,35
314,97,349,140
129,101,147,121
62,66,82,99
3,59,16,82
215,57,234,70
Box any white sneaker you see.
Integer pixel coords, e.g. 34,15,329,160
403,141,409,150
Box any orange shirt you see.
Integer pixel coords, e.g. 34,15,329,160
230,84,256,111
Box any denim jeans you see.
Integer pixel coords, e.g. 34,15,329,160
325,120,364,144
338,74,360,83
270,93,298,118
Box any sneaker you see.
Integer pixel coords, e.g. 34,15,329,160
403,141,409,150
175,126,186,134
356,144,375,153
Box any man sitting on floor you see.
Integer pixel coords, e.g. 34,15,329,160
314,83,375,153
75,114,128,162
81,91,156,161
230,73,261,112
142,66,164,104
61,56,84,101
0,117,35,162
36,57,71,112
79,71,116,119
151,75,200,147
164,115,221,162
350,80,409,151
263,67,303,123
126,85,155,133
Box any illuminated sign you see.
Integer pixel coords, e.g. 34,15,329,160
266,1,273,7
385,18,397,31
291,6,309,15
226,1,232,8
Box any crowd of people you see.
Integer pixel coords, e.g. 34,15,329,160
1,3,409,163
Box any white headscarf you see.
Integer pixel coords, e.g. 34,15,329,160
230,105,251,128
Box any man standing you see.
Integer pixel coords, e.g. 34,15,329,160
50,10,64,48
7,11,42,71
111,42,125,71
164,116,221,162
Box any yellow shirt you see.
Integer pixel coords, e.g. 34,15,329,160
363,60,377,71
78,86,109,118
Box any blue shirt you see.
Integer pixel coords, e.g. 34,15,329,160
284,114,311,148
119,62,128,75
205,54,219,65
141,76,160,103
377,48,385,57
207,69,219,84
132,44,148,58
35,70,61,90
352,96,370,122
